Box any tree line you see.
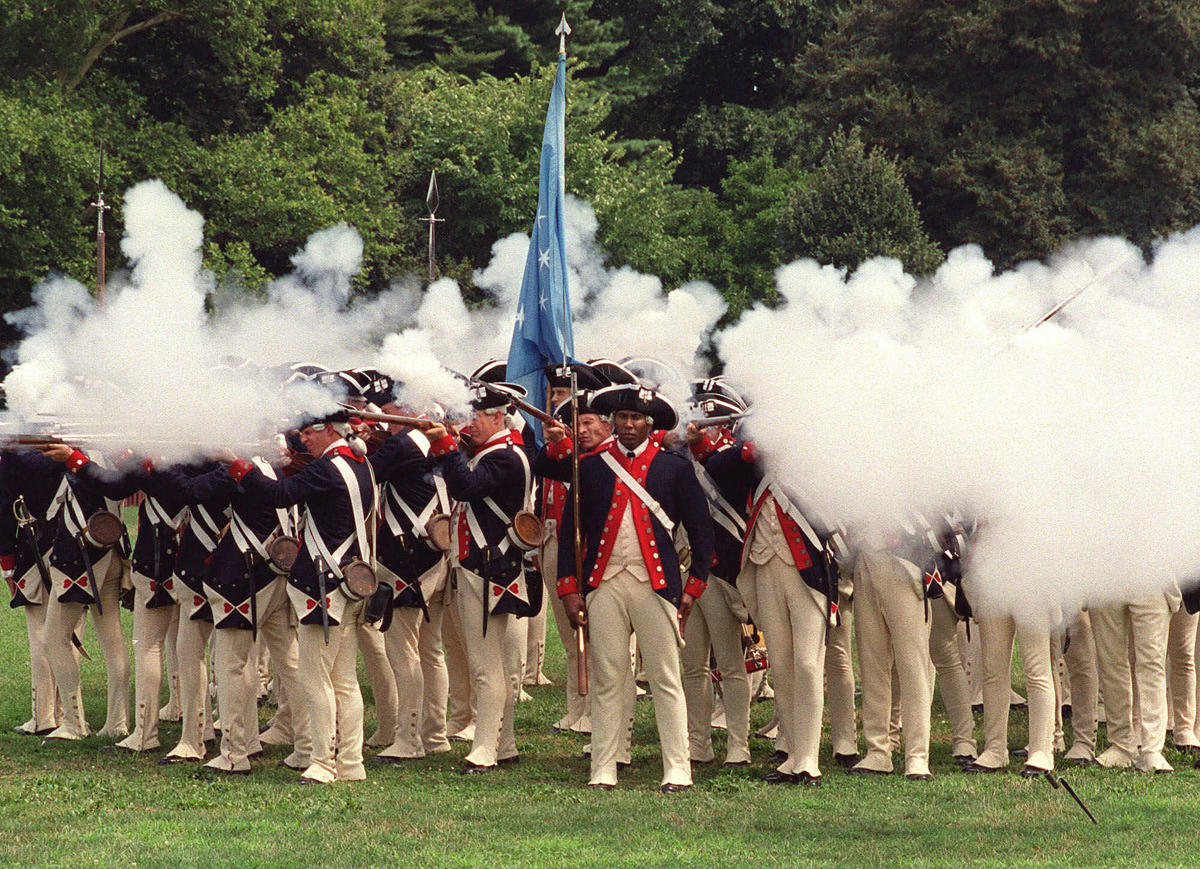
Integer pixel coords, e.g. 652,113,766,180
2,0,1197,327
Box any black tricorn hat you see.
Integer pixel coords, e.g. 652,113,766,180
345,367,397,406
313,369,361,400
544,361,610,391
469,381,527,411
586,358,639,386
552,390,605,423
589,384,679,431
470,359,507,384
690,392,746,422
691,376,747,408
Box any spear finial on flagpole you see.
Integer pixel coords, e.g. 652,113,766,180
418,169,444,284
556,12,571,56
90,145,111,306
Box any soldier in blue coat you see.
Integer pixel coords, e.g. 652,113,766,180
421,382,537,773
230,415,376,784
0,449,68,735
556,384,714,792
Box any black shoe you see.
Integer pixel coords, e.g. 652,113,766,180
905,772,933,781
588,783,614,791
795,771,821,787
1178,745,1200,758
1020,765,1049,778
764,771,799,784
497,755,520,766
1072,757,1100,768
847,766,890,776
1011,747,1028,759
769,750,789,765
371,755,402,766
833,753,860,769
298,776,323,785
461,762,495,775
952,754,976,766
971,704,983,714
617,761,630,771
1061,704,1073,720
723,760,751,768
963,762,1004,774
248,750,264,760
659,783,690,794
157,755,201,766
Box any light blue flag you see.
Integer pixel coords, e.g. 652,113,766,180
506,55,574,444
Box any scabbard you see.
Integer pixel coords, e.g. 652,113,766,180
75,533,102,616
243,551,258,643
317,567,330,645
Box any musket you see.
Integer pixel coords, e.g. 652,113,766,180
569,368,588,696
449,371,557,425
688,410,752,429
418,170,444,284
74,532,102,616
338,407,429,428
243,551,258,643
1042,769,1098,824
13,497,93,660
90,146,111,307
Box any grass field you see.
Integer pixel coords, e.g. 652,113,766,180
1,601,1198,868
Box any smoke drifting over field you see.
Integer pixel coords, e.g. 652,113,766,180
5,176,1199,621
719,231,1200,623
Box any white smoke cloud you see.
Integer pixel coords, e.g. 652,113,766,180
719,232,1200,624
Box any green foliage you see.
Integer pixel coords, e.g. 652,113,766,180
779,129,944,275
801,0,1200,266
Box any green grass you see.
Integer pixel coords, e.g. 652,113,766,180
1,600,1198,867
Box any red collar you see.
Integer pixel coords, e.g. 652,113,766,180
328,445,364,463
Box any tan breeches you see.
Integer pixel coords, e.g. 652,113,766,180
1061,609,1099,757
119,581,178,750
456,568,519,767
825,598,858,757
167,608,214,759
358,622,397,746
42,555,129,738
298,599,366,783
419,595,451,752
928,595,977,757
681,580,751,764
1092,597,1171,759
24,603,59,732
542,534,590,731
742,556,827,777
975,615,1054,770
161,606,181,717
1166,607,1198,747
587,569,689,786
381,605,428,758
442,581,476,740
852,552,932,776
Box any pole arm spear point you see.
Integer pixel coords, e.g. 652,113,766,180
425,169,440,216
556,13,571,55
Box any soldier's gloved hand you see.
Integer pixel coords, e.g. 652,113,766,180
562,592,587,628
544,420,569,443
677,592,696,634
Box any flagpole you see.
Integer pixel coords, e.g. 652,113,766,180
553,13,588,697
418,169,443,284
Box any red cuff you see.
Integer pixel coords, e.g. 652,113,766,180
228,458,254,482
141,458,156,474
740,440,757,463
547,436,573,461
683,575,707,599
556,575,580,597
66,450,90,474
0,554,14,572
689,435,715,461
430,434,458,457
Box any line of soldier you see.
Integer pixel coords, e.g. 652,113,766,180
3,358,1197,788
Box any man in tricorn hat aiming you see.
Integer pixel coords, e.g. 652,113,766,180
556,383,714,792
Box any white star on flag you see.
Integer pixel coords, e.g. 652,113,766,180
538,248,551,269
515,307,525,327
539,292,549,310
